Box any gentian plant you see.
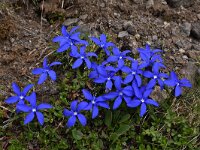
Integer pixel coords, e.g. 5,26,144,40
5,25,192,128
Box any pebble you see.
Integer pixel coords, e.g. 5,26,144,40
79,14,88,20
182,55,188,60
63,18,79,26
179,48,185,53
146,0,154,9
191,22,200,40
118,31,129,38
180,22,191,36
197,14,200,20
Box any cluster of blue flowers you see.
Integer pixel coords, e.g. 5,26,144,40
5,26,192,127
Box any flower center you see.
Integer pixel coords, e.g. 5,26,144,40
32,108,36,112
141,99,145,103
74,112,78,116
119,56,122,59
92,100,95,104
101,44,105,47
176,82,180,86
132,71,136,75
70,42,73,46
19,96,24,100
119,92,123,96
153,75,157,79
81,56,84,59
107,77,111,80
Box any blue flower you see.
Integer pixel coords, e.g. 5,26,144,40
127,85,159,117
63,100,88,127
32,57,62,84
164,71,192,97
71,46,97,69
5,82,33,104
82,89,110,119
107,48,134,69
104,77,134,109
88,62,99,79
137,44,164,69
121,60,143,86
90,34,115,56
53,26,88,53
143,62,168,90
94,65,117,90
17,92,52,125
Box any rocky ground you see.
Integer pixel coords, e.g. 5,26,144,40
0,0,200,99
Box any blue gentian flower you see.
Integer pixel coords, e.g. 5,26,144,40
82,89,110,119
107,48,134,69
17,92,52,125
53,26,88,53
143,63,168,90
94,65,117,90
5,82,33,104
164,71,192,97
104,77,134,109
127,85,159,117
63,100,88,127
137,44,164,69
90,34,115,56
88,62,99,79
122,60,143,86
32,57,62,84
71,46,97,69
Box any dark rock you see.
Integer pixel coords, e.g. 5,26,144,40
166,0,194,8
180,22,191,36
190,22,200,40
146,0,154,9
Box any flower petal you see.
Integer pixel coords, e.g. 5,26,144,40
82,89,93,100
97,102,110,109
145,99,159,107
57,43,70,53
146,79,156,89
143,71,153,78
92,105,99,119
32,68,44,75
103,92,118,99
37,103,52,110
77,101,88,112
48,70,57,81
12,82,21,95
124,74,133,84
63,109,73,116
67,116,76,127
72,58,83,69
113,96,122,109
24,112,35,125
127,100,141,107
84,58,92,69
175,85,182,97
140,103,147,117
5,96,19,104
70,100,78,111
36,112,44,125
26,92,37,107
49,62,62,67
114,76,121,89
17,104,31,112
77,114,87,126
22,84,34,95
38,73,48,84
106,80,113,90
100,34,106,43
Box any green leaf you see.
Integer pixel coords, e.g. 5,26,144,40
72,129,83,140
110,133,119,143
119,114,130,123
105,111,112,127
116,124,130,135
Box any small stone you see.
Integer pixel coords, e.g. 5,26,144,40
63,18,79,26
187,51,200,60
179,48,185,53
152,35,158,41
166,0,195,8
100,3,105,7
197,14,200,20
150,86,169,103
190,22,200,40
180,22,191,36
118,31,129,38
182,55,188,60
135,34,141,40
192,44,200,51
146,0,154,9
79,14,88,20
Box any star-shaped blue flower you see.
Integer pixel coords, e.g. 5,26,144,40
127,85,159,117
164,71,192,97
107,48,134,69
70,46,97,69
5,82,33,104
17,92,52,125
103,77,134,109
32,57,62,84
122,60,143,86
143,62,168,90
63,100,88,127
82,89,110,119
90,34,115,56
53,26,88,53
94,65,118,90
